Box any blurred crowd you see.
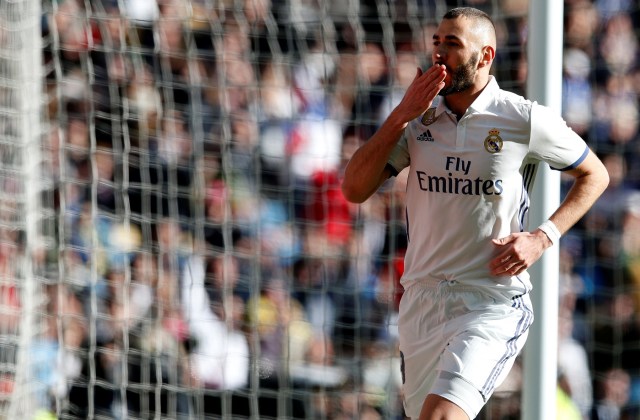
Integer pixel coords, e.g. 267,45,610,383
1,0,640,418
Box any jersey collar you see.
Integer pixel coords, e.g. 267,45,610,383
434,76,499,118
467,76,499,114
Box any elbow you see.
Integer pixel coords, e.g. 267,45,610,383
594,161,610,195
602,169,610,188
600,170,610,194
341,179,368,204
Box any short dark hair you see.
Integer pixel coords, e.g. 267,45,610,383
443,7,495,33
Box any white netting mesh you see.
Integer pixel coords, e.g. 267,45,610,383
0,0,44,419
2,0,640,419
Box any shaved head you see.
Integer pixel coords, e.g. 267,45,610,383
442,7,497,51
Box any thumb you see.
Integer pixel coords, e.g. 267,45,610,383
492,235,514,246
415,67,423,78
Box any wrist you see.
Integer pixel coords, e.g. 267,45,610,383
387,108,411,131
537,219,561,247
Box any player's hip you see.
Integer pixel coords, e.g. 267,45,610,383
397,277,533,347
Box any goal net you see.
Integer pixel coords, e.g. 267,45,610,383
0,0,45,419
1,0,634,419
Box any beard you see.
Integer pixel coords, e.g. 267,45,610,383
439,52,480,96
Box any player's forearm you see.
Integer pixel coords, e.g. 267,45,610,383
547,153,609,235
341,111,409,203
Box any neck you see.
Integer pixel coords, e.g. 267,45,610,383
444,76,490,120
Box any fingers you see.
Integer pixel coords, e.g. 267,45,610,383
398,65,446,120
490,235,519,275
498,264,526,276
419,65,446,101
490,248,525,274
489,252,510,273
431,64,447,79
490,254,527,276
490,232,547,276
421,63,446,77
421,64,446,87
412,65,445,87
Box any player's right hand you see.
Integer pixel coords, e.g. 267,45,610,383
393,65,446,123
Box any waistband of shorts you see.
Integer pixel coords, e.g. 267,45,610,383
407,277,480,292
405,276,529,296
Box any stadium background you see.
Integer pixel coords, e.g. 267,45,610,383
1,0,640,419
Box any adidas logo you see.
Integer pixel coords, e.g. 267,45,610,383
417,130,435,142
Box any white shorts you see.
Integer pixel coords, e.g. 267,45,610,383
398,279,533,419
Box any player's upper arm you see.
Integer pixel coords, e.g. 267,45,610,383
562,148,609,184
529,104,588,170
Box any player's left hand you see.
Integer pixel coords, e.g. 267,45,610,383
489,230,552,276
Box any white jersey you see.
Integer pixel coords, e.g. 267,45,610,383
387,76,589,290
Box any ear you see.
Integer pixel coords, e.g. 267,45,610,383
478,45,495,68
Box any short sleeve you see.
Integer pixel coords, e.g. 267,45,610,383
387,130,410,175
529,103,589,171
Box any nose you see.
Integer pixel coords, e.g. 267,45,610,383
433,52,444,65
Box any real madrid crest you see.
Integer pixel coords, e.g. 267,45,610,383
484,128,503,153
421,108,437,126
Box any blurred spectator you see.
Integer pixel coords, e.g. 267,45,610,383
124,62,163,151
593,74,639,152
290,332,347,390
377,44,422,125
622,192,640,308
305,170,353,246
203,179,244,252
564,0,599,53
181,252,250,391
345,41,388,141
107,251,156,336
556,386,583,420
0,234,20,336
590,293,640,384
595,0,634,21
558,305,593,417
594,13,639,84
155,217,190,275
229,110,260,188
246,277,314,380
287,43,344,223
331,384,384,420
157,110,193,167
590,154,637,230
573,153,637,299
291,251,338,339
563,48,593,137
591,368,632,420
57,283,114,419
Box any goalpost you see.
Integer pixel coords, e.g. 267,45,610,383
0,0,44,419
522,0,564,419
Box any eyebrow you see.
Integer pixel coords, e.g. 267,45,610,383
432,34,463,43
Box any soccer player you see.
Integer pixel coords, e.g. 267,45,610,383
341,7,609,420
